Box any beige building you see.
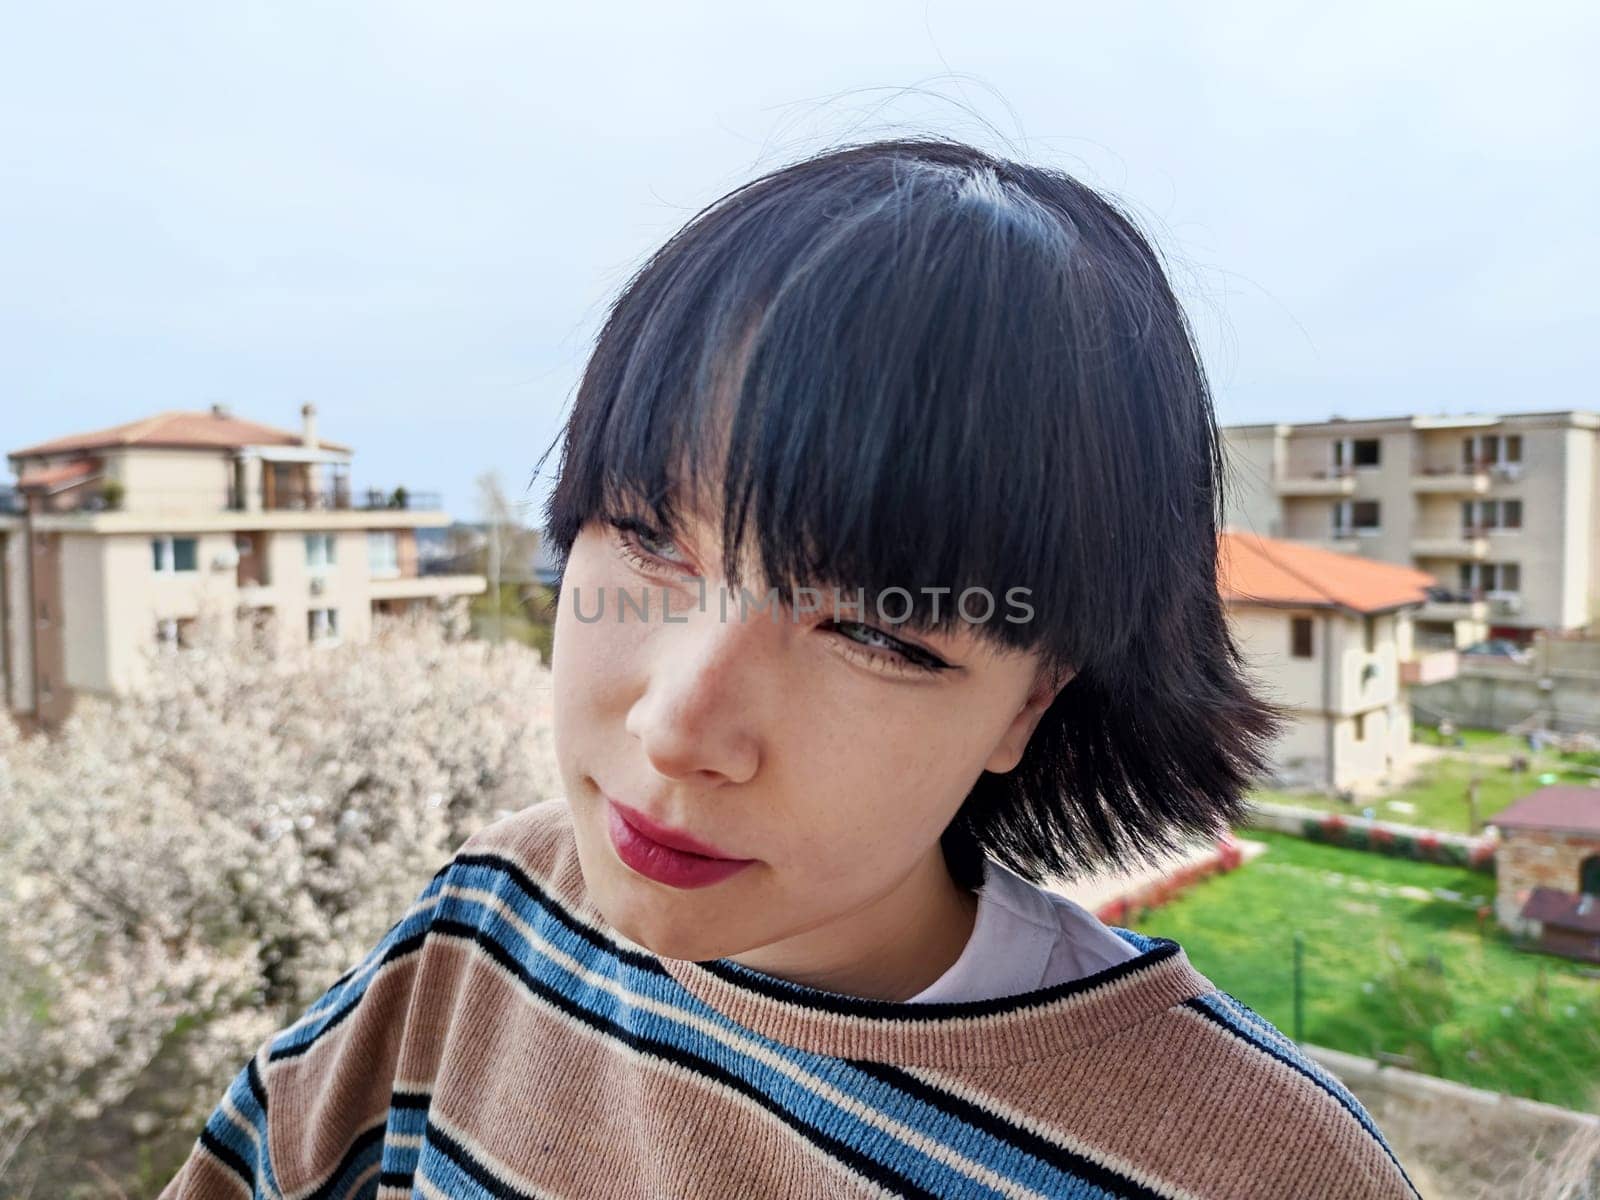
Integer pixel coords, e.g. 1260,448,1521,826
0,405,485,724
1222,411,1600,650
1220,530,1457,792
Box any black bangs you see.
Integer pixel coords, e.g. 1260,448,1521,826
540,137,1288,886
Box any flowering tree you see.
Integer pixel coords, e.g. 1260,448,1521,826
0,608,559,1191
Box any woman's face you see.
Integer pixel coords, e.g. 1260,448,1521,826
549,502,1067,973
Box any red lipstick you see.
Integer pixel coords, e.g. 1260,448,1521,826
605,798,757,890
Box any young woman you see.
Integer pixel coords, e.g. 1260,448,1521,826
164,138,1419,1199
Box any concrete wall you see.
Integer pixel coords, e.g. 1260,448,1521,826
1411,635,1600,732
1219,425,1283,538
59,534,112,695
104,448,232,514
1558,426,1597,629
263,529,375,653
30,531,68,723
1244,799,1492,852
1,528,33,713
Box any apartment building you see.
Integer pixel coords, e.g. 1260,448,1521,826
0,405,485,724
1222,411,1600,649
1220,530,1457,791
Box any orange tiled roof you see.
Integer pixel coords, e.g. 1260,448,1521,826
1219,529,1436,615
10,410,351,458
16,459,101,490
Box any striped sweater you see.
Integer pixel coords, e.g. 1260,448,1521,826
162,798,1420,1199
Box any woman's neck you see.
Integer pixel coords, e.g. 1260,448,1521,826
724,847,980,1002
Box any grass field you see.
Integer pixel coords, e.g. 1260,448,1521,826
1256,725,1600,833
1131,831,1600,1111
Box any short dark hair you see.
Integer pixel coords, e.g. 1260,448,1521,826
540,136,1287,889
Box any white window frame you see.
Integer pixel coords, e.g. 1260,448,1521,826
367,531,400,579
1332,499,1381,537
1332,437,1381,472
1463,498,1523,533
152,535,199,574
1460,561,1522,597
1464,433,1523,471
304,533,337,573
308,607,340,645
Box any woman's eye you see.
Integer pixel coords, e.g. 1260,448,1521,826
605,515,687,572
825,619,952,676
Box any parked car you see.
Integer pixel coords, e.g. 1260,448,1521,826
1460,638,1533,664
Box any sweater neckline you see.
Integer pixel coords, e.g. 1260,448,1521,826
656,927,1214,1068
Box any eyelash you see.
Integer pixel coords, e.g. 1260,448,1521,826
600,514,952,677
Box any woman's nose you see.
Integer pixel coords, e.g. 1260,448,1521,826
623,591,766,786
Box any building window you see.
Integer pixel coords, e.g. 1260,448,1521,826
156,617,200,650
1463,433,1522,469
1354,712,1367,741
1461,498,1523,532
305,533,337,571
1332,438,1381,470
367,531,400,578
1333,499,1380,536
152,536,199,573
1291,616,1314,658
1458,561,1522,595
308,607,339,644
1363,614,1377,654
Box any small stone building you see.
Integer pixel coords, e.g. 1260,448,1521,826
1490,785,1600,962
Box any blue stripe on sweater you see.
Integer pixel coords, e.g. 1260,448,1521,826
432,858,1138,1200
1184,993,1419,1198
267,879,448,1061
200,1059,280,1198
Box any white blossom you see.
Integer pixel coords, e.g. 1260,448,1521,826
0,609,559,1176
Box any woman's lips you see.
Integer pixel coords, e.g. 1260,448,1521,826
605,799,757,890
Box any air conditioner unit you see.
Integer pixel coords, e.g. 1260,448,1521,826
309,575,327,595
212,545,240,570
1492,463,1523,482
1489,594,1522,615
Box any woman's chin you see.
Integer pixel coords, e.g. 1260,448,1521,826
584,878,746,962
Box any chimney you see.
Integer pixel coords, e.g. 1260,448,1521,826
210,402,231,419
301,403,319,450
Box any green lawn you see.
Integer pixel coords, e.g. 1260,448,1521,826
1132,831,1600,1111
1257,730,1600,834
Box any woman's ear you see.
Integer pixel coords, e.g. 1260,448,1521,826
983,662,1076,775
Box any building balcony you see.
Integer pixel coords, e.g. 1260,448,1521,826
236,581,277,608
1401,648,1460,686
1486,592,1526,619
234,485,445,513
1274,469,1357,497
1411,467,1491,495
1411,531,1490,559
1320,529,1377,552
1418,587,1489,623
368,573,487,602
19,484,445,517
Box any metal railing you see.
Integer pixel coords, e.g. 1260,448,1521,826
236,487,444,513
7,485,446,515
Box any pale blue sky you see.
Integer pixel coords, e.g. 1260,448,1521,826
3,2,1595,522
